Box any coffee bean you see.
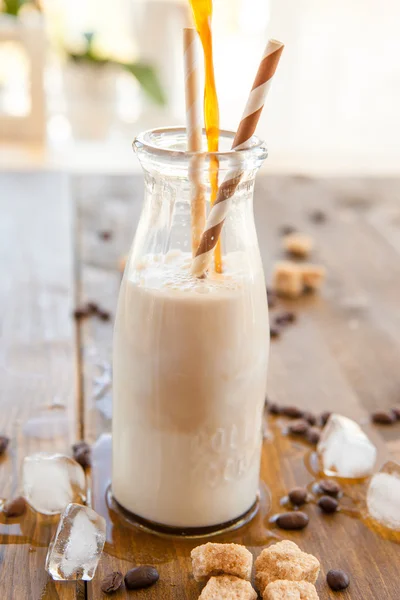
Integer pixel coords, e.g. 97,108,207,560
302,411,317,426
72,441,90,454
86,302,99,315
269,403,282,415
309,210,327,224
98,309,111,322
270,327,280,339
288,419,309,435
72,442,91,468
327,569,350,591
371,410,396,425
125,566,159,590
73,308,89,321
306,427,321,445
74,447,91,469
318,495,339,514
288,487,308,507
391,407,400,420
280,225,297,236
276,511,309,530
318,479,341,497
281,406,304,419
320,411,332,426
101,571,124,594
3,496,26,517
99,230,112,241
275,312,297,326
0,436,10,455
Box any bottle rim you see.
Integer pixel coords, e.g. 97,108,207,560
133,127,268,163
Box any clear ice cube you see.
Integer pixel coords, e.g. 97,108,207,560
46,503,106,580
317,413,377,478
22,453,86,515
367,461,400,530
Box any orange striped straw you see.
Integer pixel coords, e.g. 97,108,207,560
191,39,284,277
183,28,206,255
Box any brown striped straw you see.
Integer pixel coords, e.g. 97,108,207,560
183,27,206,256
191,39,284,277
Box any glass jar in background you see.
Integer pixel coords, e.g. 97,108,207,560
112,127,269,533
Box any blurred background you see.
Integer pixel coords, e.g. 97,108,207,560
0,0,400,174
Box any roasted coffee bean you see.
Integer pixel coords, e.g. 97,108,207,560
0,435,10,455
86,301,99,314
101,571,124,594
3,496,26,517
73,308,89,321
309,210,327,224
74,447,91,469
281,406,304,419
268,403,282,415
320,411,332,426
280,225,297,236
318,479,341,497
275,312,297,326
288,487,308,507
276,511,309,530
72,441,90,454
302,411,317,426
318,495,339,514
125,566,159,590
98,309,111,322
327,569,350,591
99,230,112,241
72,441,91,468
270,327,280,339
391,407,400,420
306,427,321,445
371,410,396,425
288,419,309,435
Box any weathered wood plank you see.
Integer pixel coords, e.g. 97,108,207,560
74,175,400,600
0,173,83,600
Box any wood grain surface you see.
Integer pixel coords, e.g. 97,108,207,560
1,172,399,599
0,173,84,600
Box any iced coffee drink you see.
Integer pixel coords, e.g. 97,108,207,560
112,127,269,531
113,249,268,528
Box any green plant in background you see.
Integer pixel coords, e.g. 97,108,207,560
2,0,39,16
68,32,165,106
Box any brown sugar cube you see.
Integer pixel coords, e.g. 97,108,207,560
272,262,303,299
263,580,319,600
255,541,320,594
199,575,257,600
191,543,253,582
300,264,326,292
283,233,314,259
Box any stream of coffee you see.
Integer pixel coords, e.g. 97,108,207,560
188,0,222,272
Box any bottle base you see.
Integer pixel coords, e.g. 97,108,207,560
108,486,261,539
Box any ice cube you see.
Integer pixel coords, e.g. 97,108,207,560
22,453,86,515
46,503,106,580
367,461,400,530
317,414,377,478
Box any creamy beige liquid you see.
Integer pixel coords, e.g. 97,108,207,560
112,250,269,528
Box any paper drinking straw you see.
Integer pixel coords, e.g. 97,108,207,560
183,27,206,255
191,39,284,277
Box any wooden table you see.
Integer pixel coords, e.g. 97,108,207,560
0,172,399,599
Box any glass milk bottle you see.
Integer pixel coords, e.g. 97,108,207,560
112,127,269,533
